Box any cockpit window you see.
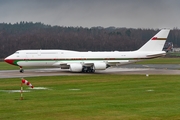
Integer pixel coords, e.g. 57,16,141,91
15,52,19,54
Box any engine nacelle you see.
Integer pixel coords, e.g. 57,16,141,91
93,63,107,70
69,63,83,72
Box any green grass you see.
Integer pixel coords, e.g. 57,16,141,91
137,58,180,64
1,75,180,120
168,52,180,57
0,62,19,70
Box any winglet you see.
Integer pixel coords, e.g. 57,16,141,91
137,29,170,51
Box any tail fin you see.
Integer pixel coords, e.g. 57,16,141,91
137,29,170,51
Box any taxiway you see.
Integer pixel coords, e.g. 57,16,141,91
0,64,180,78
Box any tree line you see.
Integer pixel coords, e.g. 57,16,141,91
0,22,179,58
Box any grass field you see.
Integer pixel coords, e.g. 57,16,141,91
0,61,19,70
1,75,180,120
137,57,180,64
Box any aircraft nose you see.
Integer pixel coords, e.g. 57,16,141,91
4,58,15,65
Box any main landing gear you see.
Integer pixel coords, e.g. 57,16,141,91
82,67,95,73
19,66,24,73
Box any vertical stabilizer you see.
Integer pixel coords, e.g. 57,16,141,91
137,29,170,51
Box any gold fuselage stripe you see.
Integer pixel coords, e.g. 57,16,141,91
152,37,166,40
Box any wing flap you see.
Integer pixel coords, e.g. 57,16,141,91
107,60,130,66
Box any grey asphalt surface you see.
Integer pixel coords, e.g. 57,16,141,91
0,64,180,78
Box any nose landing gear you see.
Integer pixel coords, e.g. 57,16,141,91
19,66,24,73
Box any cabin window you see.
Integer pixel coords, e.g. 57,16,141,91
41,52,58,54
26,53,38,54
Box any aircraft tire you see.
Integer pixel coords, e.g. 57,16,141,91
20,69,24,73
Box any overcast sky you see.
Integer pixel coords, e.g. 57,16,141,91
0,0,179,29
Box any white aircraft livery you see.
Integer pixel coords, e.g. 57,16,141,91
5,29,170,73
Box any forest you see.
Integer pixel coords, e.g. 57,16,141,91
0,22,180,58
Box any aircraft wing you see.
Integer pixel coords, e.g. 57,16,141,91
52,60,131,68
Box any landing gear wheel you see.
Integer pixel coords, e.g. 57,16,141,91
20,69,24,73
20,68,24,73
82,67,95,73
91,69,95,73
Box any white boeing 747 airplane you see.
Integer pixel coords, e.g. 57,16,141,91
5,29,170,73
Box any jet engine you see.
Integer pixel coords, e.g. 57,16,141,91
69,63,83,72
93,63,107,70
